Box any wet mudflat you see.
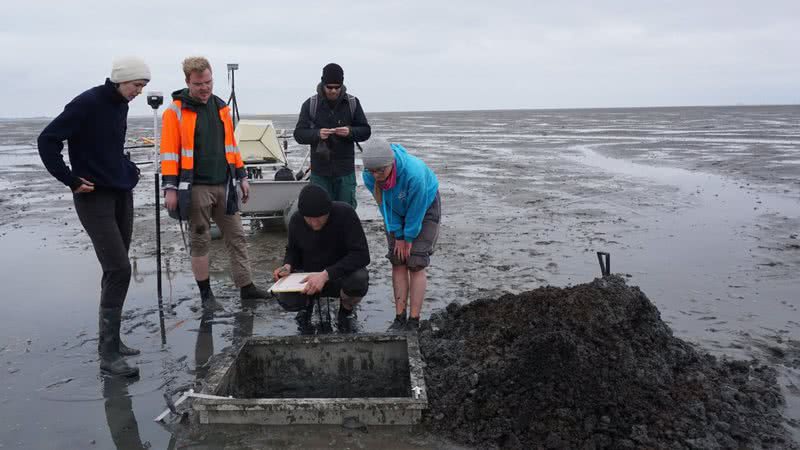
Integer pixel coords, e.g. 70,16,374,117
0,106,798,448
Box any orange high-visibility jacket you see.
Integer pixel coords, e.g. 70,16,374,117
160,96,246,217
160,97,245,188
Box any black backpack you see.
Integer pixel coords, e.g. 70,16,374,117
308,93,357,124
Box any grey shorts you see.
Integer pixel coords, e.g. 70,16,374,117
386,191,441,270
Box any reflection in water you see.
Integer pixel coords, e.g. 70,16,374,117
235,298,257,342
156,302,260,448
102,376,148,450
194,299,256,382
194,311,214,380
130,257,145,283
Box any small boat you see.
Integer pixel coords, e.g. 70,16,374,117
234,119,308,229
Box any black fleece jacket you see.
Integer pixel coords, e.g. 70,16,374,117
38,79,139,191
284,202,370,280
293,84,371,177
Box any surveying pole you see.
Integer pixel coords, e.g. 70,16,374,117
146,92,168,344
227,63,240,128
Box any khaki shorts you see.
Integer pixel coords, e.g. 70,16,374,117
188,184,252,286
386,192,441,270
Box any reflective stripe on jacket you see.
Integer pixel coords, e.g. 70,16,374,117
160,96,246,218
160,98,245,187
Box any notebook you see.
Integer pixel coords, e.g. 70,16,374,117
268,273,308,293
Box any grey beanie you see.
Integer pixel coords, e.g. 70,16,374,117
110,57,151,83
361,138,395,170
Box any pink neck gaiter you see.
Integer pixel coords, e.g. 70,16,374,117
380,161,398,190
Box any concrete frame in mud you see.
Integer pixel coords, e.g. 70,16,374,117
193,334,428,425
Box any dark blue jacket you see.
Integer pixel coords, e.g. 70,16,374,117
38,79,139,191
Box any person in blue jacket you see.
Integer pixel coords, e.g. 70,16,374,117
37,57,150,378
362,138,441,332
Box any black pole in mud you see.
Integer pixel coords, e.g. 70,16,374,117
597,251,611,277
155,175,167,345
226,63,240,128
147,92,167,344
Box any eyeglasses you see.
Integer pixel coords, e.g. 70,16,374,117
367,165,390,174
324,85,342,90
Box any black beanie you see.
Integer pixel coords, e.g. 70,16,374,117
297,184,332,217
321,63,344,84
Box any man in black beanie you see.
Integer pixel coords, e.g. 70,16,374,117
273,185,370,331
293,63,371,209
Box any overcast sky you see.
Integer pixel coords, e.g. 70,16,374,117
1,0,798,117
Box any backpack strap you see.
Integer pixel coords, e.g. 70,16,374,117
308,94,318,125
347,94,357,119
347,94,364,151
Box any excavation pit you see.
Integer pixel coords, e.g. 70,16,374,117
194,334,428,425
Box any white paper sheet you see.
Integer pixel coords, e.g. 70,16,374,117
268,273,308,293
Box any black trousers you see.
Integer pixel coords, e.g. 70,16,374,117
73,188,133,309
277,268,369,312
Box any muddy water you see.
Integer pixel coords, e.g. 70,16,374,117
1,106,798,448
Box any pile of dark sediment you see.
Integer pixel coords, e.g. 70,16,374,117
418,276,795,449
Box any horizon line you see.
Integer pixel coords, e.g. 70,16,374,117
5,102,799,121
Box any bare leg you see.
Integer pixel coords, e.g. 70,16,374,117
392,264,409,315
191,255,210,281
408,268,427,319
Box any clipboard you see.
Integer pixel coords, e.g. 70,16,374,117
268,273,308,293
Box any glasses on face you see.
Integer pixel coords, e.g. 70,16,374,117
324,85,342,91
367,165,390,174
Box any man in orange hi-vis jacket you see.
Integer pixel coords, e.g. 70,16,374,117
160,56,268,310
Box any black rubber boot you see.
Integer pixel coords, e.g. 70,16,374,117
97,331,139,356
240,283,269,300
116,309,139,356
387,311,407,333
99,308,139,378
118,340,140,356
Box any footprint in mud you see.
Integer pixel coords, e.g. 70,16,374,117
42,377,74,390
545,262,559,273
756,260,784,267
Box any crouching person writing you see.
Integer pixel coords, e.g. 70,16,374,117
273,185,370,331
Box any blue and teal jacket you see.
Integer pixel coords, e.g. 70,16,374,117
363,144,438,241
